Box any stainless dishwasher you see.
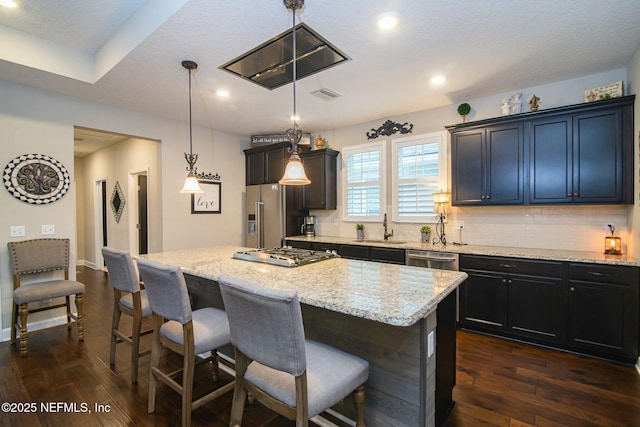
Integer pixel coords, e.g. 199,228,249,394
406,250,460,320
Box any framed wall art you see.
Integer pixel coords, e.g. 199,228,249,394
111,181,125,223
191,181,221,214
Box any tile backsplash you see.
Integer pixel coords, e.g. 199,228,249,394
311,205,631,253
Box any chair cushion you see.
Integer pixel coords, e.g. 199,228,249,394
245,339,369,418
159,307,231,354
13,280,85,305
118,289,153,317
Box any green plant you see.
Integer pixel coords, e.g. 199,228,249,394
457,102,471,116
356,223,364,230
420,225,431,233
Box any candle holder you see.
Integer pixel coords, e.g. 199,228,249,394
604,224,622,255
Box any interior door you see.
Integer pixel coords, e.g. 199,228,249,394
138,174,148,254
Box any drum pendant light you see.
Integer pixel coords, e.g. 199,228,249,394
180,60,203,194
279,0,310,185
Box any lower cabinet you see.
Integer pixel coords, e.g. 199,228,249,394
460,255,638,364
285,240,405,264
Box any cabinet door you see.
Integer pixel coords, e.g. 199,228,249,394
301,150,338,210
451,130,485,205
573,109,623,203
568,280,636,362
265,148,286,183
339,244,369,260
245,151,266,185
508,275,564,344
529,116,572,203
459,269,507,330
485,123,524,204
369,247,405,264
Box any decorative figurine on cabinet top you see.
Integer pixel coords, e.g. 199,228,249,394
529,94,540,111
314,134,327,149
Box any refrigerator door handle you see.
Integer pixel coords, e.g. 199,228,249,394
256,201,264,248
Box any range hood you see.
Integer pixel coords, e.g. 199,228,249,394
219,23,350,90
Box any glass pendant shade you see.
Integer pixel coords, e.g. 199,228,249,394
180,172,203,193
279,153,310,185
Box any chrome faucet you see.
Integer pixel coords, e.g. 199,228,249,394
383,213,394,240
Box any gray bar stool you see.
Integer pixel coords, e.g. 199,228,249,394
218,274,369,427
137,259,234,427
102,247,152,383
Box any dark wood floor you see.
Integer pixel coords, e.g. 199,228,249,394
1,266,638,426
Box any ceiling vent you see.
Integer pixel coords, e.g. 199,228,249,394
219,23,350,90
311,88,342,100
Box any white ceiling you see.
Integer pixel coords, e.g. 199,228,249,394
1,0,639,141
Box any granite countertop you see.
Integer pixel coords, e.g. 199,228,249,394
140,246,467,327
286,235,640,267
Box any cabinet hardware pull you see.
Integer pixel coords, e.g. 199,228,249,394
587,271,609,277
570,287,575,291
573,193,578,197
567,193,572,197
499,263,516,268
502,278,506,283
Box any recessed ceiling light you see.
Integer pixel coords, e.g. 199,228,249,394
431,75,446,86
377,14,398,30
216,90,230,97
0,0,18,8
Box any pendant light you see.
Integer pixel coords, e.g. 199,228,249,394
180,60,203,194
279,0,311,186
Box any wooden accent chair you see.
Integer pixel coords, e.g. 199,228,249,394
218,275,369,427
136,259,235,427
102,247,153,383
7,238,85,357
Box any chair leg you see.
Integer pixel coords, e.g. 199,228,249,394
229,350,249,427
66,295,72,327
75,293,84,341
182,344,195,427
10,303,17,345
18,303,29,357
110,301,121,367
148,316,163,414
211,351,219,383
131,306,142,384
353,385,366,427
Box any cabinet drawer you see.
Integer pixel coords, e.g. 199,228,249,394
569,263,637,285
313,242,339,253
370,247,405,264
285,240,313,250
461,255,562,277
339,244,369,260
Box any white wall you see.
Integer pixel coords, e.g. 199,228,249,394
0,80,248,335
309,68,635,253
626,42,640,258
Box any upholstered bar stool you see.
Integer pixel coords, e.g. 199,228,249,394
7,238,85,357
136,259,234,427
102,247,153,383
218,275,369,427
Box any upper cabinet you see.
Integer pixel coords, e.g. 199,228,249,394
451,123,524,205
244,142,310,185
447,95,635,206
300,149,339,210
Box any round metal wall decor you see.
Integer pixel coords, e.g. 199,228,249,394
3,154,70,205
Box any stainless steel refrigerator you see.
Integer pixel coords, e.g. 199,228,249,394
245,184,308,248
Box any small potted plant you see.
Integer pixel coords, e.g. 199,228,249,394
420,225,431,243
457,102,471,122
356,223,364,240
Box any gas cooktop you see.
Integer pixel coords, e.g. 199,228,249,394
232,247,340,267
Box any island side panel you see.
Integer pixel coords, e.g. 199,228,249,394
302,304,438,427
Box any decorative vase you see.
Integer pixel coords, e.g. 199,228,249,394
501,98,511,116
511,93,523,114
421,232,431,243
357,229,364,240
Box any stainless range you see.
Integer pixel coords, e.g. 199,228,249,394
233,247,340,267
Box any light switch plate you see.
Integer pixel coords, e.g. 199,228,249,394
10,226,25,237
455,221,464,230
41,224,55,235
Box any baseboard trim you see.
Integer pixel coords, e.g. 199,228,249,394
1,315,72,343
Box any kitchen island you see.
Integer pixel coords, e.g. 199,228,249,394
143,246,468,427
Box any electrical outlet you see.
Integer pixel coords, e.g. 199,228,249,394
605,223,615,233
455,221,464,230
41,224,55,235
10,225,25,237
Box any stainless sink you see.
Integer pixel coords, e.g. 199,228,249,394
354,239,406,244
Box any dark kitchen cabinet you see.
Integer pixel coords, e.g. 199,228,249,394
451,123,524,205
285,240,405,264
300,149,338,209
568,263,639,363
245,142,310,185
459,255,564,345
530,105,631,204
369,246,405,264
448,95,635,206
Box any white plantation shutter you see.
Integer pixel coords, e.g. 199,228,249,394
392,132,448,222
342,141,386,222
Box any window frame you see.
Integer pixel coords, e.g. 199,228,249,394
341,140,387,223
391,131,448,223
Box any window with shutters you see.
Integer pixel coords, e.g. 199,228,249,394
342,140,386,223
391,131,448,223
